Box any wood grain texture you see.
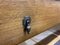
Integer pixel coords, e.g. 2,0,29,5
0,0,60,45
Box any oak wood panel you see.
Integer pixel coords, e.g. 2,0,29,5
0,0,60,45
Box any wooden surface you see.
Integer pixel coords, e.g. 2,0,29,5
0,0,60,45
